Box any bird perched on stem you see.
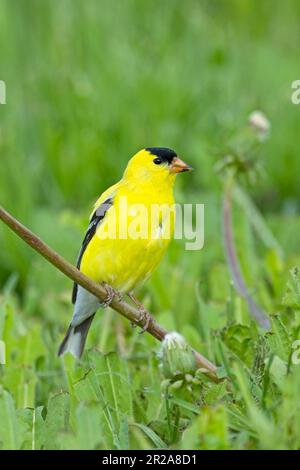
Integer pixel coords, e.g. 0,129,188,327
58,147,192,358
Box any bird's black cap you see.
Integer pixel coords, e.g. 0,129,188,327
146,147,177,163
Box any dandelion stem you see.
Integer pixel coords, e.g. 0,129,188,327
222,179,270,329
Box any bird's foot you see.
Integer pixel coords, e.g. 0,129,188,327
137,307,152,333
102,283,122,307
128,292,153,333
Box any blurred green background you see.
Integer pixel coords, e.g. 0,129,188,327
1,0,300,287
1,0,300,450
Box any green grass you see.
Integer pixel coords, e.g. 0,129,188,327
1,0,300,450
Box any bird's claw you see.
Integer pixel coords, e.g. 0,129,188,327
137,307,152,333
127,292,153,333
130,312,150,330
102,283,122,307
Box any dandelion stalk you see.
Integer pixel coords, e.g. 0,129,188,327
222,177,270,329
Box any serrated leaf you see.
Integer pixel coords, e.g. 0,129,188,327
42,393,70,450
88,350,133,418
222,323,256,366
268,315,291,361
282,267,300,309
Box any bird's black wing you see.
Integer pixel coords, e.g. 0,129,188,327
72,197,113,304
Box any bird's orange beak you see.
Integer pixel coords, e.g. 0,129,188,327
169,157,193,174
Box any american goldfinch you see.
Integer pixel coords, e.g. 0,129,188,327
58,147,192,358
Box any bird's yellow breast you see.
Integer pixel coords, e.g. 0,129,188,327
80,179,175,293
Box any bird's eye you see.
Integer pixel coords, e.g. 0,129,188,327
153,157,163,165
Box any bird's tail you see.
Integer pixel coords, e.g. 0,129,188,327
58,314,95,359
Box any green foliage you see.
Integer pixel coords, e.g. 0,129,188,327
1,0,300,451
180,405,230,450
282,268,300,310
2,260,300,450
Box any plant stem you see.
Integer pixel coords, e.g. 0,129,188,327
222,179,270,329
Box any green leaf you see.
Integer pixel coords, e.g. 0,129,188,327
2,366,37,409
233,185,283,257
222,323,256,367
204,382,228,405
131,422,167,449
42,393,70,450
171,398,199,414
72,350,134,449
0,389,27,449
17,407,44,450
88,350,133,419
267,315,291,361
282,267,300,310
268,355,288,390
180,405,229,450
61,403,104,450
233,363,284,449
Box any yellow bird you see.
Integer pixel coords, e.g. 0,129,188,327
58,147,192,358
